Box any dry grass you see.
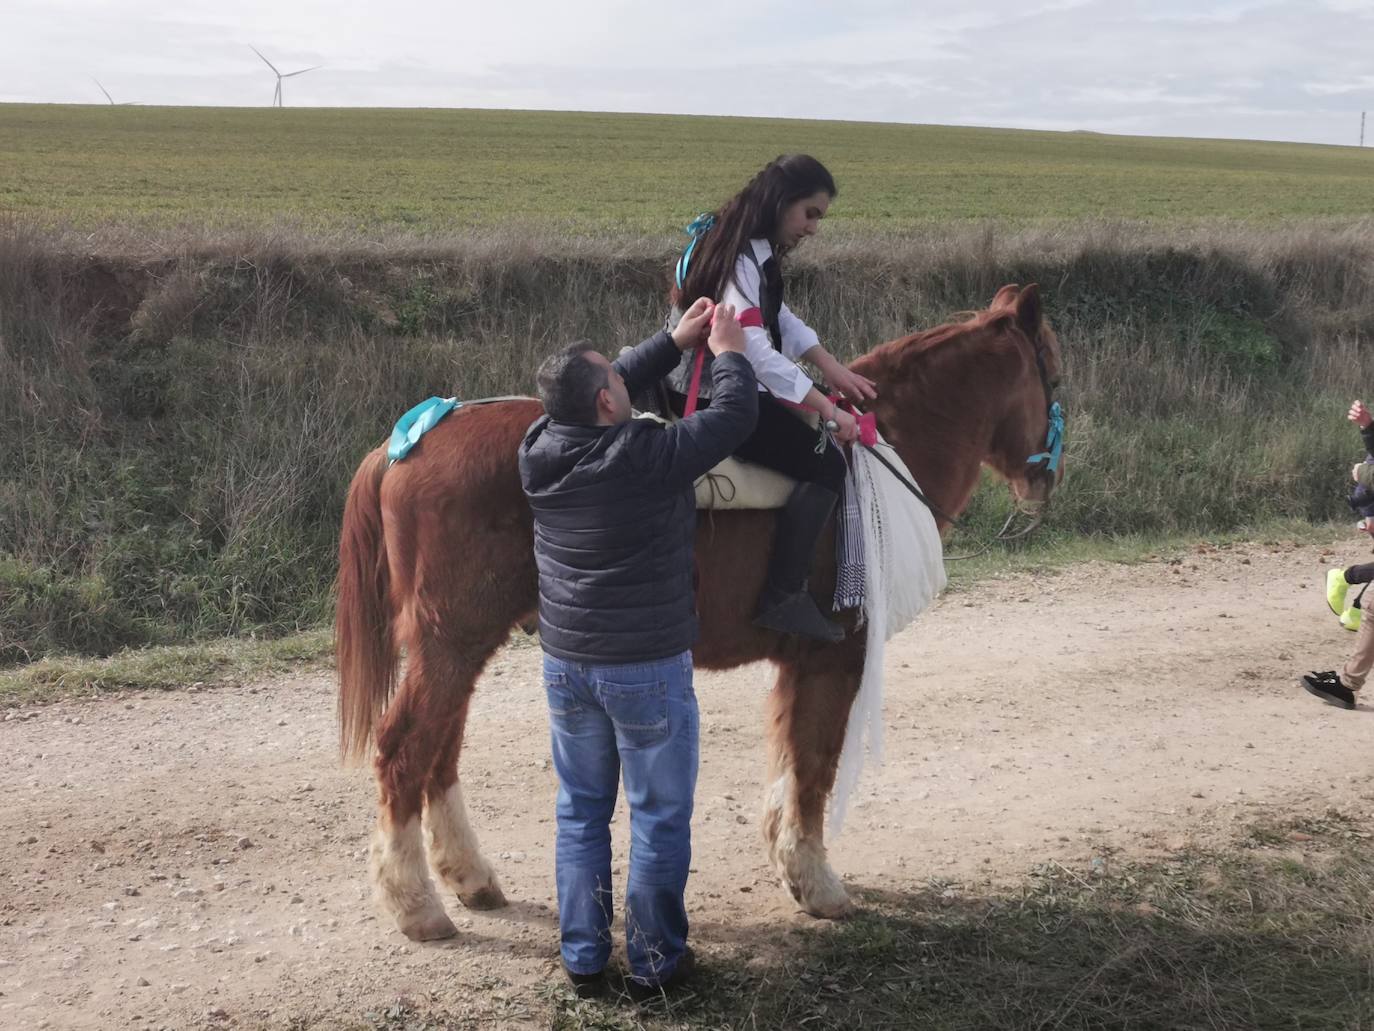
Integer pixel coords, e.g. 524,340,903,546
3,218,1374,660
0,630,333,706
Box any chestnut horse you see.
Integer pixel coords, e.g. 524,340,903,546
336,283,1063,941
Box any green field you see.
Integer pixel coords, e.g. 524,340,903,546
3,104,1373,231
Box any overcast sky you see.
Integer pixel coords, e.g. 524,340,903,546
4,0,1373,146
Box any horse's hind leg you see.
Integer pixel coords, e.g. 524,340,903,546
424,704,506,911
761,645,862,919
372,637,501,940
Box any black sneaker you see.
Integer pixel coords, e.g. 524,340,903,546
626,947,696,1004
564,966,607,1000
1300,671,1357,710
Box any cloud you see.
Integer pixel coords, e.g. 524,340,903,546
1,0,1372,145
1305,76,1374,96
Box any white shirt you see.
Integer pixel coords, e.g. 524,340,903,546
719,239,819,405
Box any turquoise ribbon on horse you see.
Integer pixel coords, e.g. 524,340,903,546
1026,401,1065,474
674,212,716,290
387,396,461,465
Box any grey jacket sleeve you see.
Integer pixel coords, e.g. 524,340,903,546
612,330,682,399
632,352,759,488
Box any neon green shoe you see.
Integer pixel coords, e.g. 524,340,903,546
1342,605,1362,632
1327,568,1350,617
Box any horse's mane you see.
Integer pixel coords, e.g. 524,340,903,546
859,307,1015,369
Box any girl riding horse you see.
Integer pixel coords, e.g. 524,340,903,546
669,154,874,642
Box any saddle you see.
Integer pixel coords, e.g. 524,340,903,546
632,411,798,511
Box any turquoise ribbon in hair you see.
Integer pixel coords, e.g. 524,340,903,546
675,212,716,290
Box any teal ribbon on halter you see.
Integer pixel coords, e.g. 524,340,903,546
1026,400,1065,474
674,212,716,290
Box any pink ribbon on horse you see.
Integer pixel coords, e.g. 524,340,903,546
835,398,878,447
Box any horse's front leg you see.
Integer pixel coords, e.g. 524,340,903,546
761,642,863,919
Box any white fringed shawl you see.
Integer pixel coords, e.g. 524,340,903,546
828,439,947,833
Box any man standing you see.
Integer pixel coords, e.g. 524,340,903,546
518,299,758,1000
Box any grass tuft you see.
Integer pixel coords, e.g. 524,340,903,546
0,629,332,705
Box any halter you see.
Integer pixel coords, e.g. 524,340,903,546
1023,337,1065,483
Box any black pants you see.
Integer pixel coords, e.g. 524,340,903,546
668,390,847,494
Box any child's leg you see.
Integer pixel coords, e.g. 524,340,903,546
1341,608,1374,692
1346,562,1374,585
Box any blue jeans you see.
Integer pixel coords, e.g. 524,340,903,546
542,650,698,985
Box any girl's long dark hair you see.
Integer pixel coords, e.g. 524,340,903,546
671,154,837,309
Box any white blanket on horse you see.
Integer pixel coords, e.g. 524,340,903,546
829,439,947,833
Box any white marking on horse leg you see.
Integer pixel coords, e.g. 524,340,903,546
784,831,853,919
768,771,853,920
761,773,787,855
370,813,457,940
424,782,506,910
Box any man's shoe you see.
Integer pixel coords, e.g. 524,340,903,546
626,947,696,1004
1342,605,1362,632
754,588,845,642
1300,671,1357,710
564,966,607,1000
1327,568,1350,616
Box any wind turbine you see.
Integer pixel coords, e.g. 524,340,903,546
250,46,319,107
92,78,139,105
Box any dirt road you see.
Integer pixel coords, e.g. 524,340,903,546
5,539,1374,1029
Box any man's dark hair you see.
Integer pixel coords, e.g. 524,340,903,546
536,343,608,425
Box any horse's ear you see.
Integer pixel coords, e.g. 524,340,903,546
1015,283,1042,338
991,284,1020,311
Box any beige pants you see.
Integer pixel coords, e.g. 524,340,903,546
1344,601,1374,691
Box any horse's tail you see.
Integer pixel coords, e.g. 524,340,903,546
336,447,397,766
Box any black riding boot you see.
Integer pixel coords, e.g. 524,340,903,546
753,482,845,643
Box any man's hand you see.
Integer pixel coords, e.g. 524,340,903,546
1350,400,1372,428
1355,464,1365,484
671,297,715,351
708,303,746,356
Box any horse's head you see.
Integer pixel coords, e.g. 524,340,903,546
983,283,1064,535
855,282,1065,539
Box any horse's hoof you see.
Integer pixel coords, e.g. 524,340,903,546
797,881,855,920
807,895,855,920
459,883,508,910
398,907,459,941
